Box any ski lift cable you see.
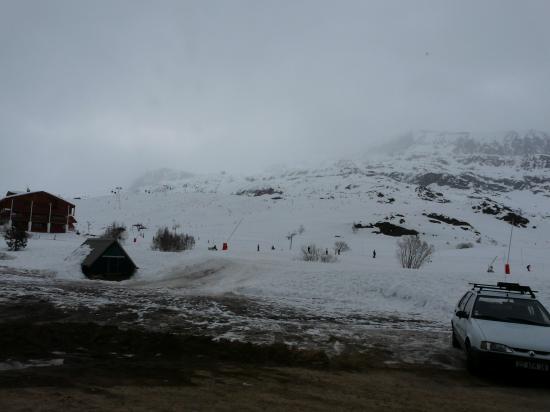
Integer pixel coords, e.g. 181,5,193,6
226,217,244,242
488,256,498,270
506,222,513,265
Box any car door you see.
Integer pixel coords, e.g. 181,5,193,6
454,292,473,342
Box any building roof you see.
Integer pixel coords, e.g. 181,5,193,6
1,191,75,207
80,238,138,269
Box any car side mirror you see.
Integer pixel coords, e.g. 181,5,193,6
456,310,468,319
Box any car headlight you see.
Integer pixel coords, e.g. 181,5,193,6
480,341,514,353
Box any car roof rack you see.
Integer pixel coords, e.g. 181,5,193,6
469,282,537,298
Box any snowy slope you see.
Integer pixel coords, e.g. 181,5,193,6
4,130,550,327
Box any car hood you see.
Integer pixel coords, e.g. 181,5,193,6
473,319,550,351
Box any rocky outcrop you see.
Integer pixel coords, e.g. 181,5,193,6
423,213,479,234
423,213,472,228
353,221,418,237
520,154,550,170
389,172,550,193
453,130,550,156
455,155,514,168
415,186,450,203
472,199,530,228
236,188,283,197
500,212,529,228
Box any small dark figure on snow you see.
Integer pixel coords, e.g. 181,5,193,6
257,244,260,252
337,249,341,255
373,250,376,259
487,265,494,273
271,245,275,250
527,264,531,272
307,246,311,253
325,248,329,255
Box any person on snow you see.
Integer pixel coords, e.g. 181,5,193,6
527,264,531,272
257,244,260,252
373,250,376,259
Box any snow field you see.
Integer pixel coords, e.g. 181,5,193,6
4,165,550,327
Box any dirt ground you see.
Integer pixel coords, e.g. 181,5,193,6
1,317,549,411
0,270,549,411
1,364,550,412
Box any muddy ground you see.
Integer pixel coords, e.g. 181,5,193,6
1,267,549,411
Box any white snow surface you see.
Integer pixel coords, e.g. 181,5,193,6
4,165,550,328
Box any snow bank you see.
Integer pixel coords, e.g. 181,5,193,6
56,243,91,280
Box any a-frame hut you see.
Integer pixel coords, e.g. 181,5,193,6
80,238,137,281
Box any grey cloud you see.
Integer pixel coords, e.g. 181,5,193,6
1,0,550,194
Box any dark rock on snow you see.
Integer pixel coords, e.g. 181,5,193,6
423,213,472,228
353,221,418,237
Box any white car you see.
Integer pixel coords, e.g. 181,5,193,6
451,282,550,374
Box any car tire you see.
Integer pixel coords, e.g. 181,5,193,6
465,341,481,375
451,326,460,349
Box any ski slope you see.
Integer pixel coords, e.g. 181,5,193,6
4,131,550,328
4,181,550,328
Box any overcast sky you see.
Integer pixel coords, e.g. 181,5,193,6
1,0,550,195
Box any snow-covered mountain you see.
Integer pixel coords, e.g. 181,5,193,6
128,129,550,196
73,129,550,256
372,129,550,192
8,130,550,331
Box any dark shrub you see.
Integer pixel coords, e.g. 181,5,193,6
152,227,195,252
396,235,434,269
334,241,350,253
102,221,127,241
4,226,28,251
301,244,320,261
301,244,337,263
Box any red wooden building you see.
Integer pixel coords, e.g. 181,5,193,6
0,191,76,233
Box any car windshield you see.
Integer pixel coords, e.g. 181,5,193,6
472,296,550,326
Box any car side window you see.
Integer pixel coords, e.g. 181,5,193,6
457,292,471,311
457,292,471,310
463,294,477,316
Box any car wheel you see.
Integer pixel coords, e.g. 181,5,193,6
465,341,481,375
452,328,461,349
